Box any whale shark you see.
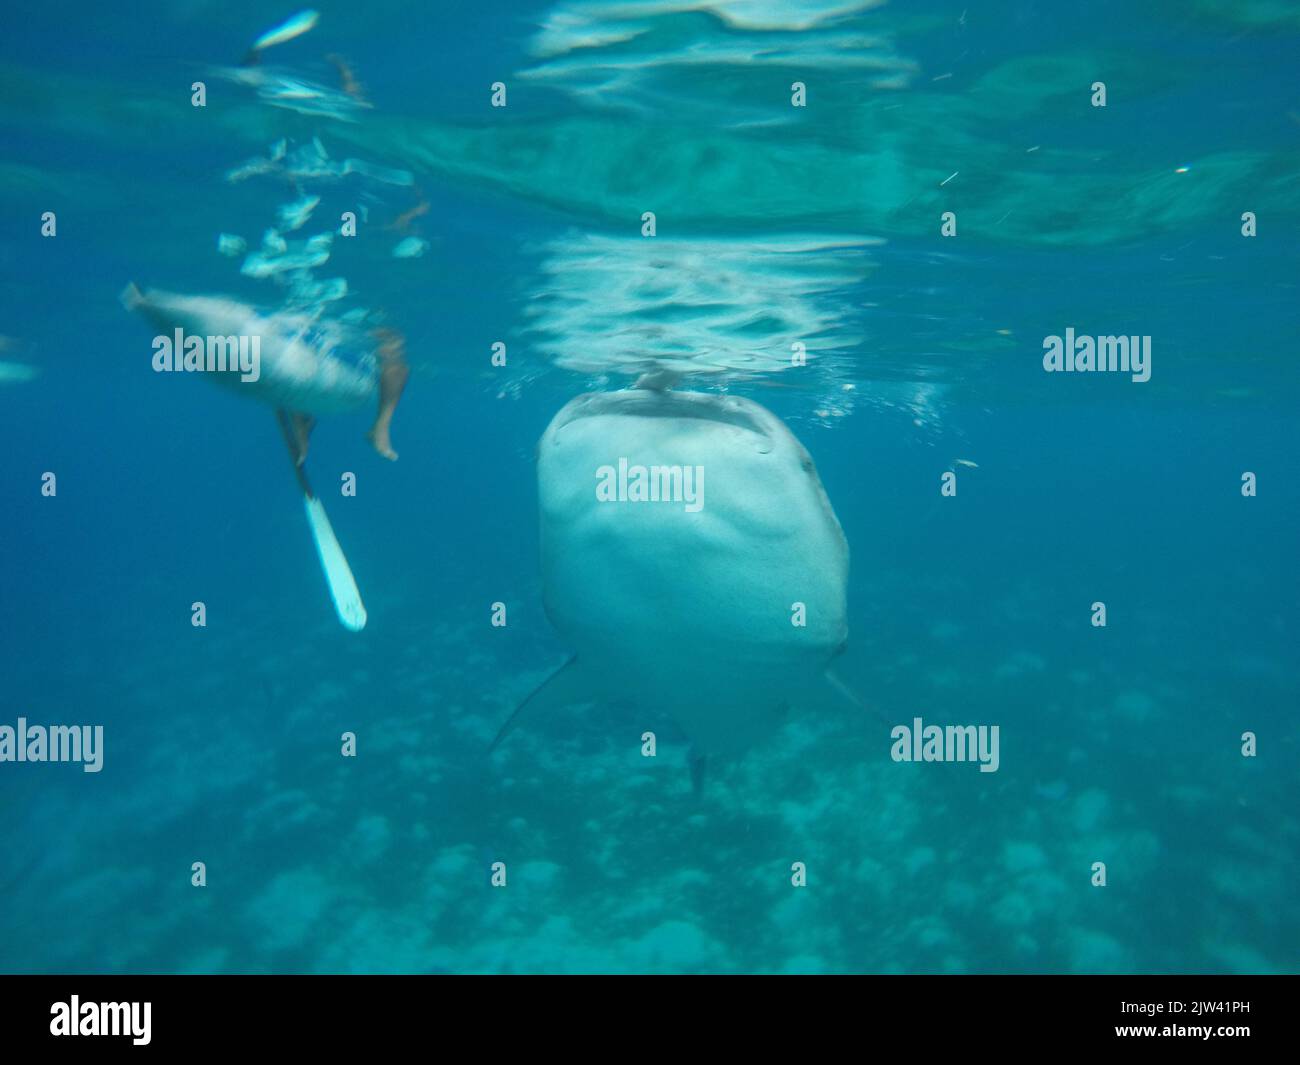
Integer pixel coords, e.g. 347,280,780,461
493,385,862,777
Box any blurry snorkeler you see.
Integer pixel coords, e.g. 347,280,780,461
120,283,412,631
121,283,409,463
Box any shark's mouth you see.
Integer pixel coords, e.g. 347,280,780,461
552,389,779,453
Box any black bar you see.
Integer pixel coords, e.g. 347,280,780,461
0,975,1288,1053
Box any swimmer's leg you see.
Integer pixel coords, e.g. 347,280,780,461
367,329,409,461
276,408,316,468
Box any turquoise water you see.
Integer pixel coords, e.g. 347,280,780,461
1,1,1297,973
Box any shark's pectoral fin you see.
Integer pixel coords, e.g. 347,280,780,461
490,655,593,753
688,747,707,797
822,668,888,723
